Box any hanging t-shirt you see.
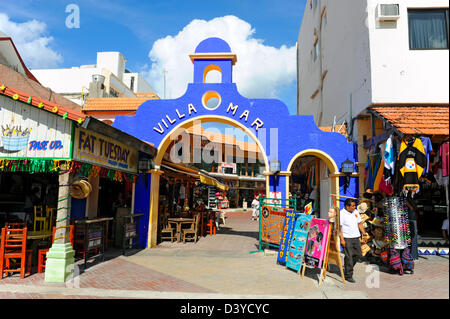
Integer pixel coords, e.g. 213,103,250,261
398,138,427,196
419,137,433,176
440,141,449,177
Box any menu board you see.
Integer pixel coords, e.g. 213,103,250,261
303,218,331,269
260,205,286,245
286,214,313,272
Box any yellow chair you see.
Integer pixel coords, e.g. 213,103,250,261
33,205,47,232
46,207,56,231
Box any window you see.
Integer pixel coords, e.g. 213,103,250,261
130,76,135,91
408,9,449,49
313,41,319,61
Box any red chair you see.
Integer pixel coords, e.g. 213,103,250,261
206,211,216,235
37,225,74,273
0,225,32,279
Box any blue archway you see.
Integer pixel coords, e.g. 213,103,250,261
113,38,358,247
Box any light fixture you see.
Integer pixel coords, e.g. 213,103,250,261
341,158,355,194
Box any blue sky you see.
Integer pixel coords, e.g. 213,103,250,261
1,0,306,139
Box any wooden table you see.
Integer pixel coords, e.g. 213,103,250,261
27,230,52,240
168,218,194,242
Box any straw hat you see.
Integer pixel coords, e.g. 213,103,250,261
361,243,371,257
357,202,369,214
369,217,384,228
71,179,92,199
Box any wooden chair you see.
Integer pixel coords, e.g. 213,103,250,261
37,225,74,273
0,225,32,279
72,220,100,260
160,216,175,242
33,205,47,232
46,207,56,230
182,214,200,243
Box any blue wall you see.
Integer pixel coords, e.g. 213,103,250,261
134,173,151,248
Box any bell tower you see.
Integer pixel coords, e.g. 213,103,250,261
189,37,237,84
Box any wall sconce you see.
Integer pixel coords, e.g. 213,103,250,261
341,158,355,194
270,159,281,193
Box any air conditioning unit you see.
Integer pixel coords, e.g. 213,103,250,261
376,4,400,21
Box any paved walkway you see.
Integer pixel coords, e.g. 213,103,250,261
0,210,448,299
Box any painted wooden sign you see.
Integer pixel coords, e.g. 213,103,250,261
277,209,299,264
286,213,312,272
261,205,286,245
72,127,138,174
303,218,331,269
0,95,72,159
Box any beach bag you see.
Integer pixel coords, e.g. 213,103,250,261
401,248,414,271
389,249,404,274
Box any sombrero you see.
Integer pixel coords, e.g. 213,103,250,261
369,217,384,228
71,179,92,199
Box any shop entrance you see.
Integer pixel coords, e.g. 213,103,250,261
286,150,340,219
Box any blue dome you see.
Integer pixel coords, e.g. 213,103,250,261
195,37,232,53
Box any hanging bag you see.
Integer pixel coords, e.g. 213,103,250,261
389,249,404,275
401,247,414,272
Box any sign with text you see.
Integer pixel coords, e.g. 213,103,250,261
277,210,299,264
261,205,286,246
286,213,312,272
0,95,72,158
73,127,138,174
304,218,331,269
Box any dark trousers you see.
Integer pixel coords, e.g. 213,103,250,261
343,237,362,278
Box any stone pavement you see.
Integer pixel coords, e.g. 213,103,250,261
0,210,448,300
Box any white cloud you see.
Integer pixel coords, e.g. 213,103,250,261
0,13,63,69
142,15,296,100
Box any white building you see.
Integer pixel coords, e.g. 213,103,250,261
30,51,156,106
297,0,449,137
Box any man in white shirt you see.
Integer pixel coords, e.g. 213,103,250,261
340,198,368,283
251,196,260,220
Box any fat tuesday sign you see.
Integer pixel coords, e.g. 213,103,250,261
73,127,137,174
152,102,264,135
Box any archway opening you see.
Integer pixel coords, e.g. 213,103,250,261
150,116,269,248
286,150,340,220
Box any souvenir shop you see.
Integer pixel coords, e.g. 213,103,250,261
363,134,449,238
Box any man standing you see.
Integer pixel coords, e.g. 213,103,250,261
340,198,368,283
251,196,260,220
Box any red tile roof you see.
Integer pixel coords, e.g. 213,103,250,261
369,104,449,136
83,97,158,111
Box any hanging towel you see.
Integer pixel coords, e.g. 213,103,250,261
383,135,396,181
419,137,433,176
373,160,385,192
440,141,449,177
398,138,427,196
